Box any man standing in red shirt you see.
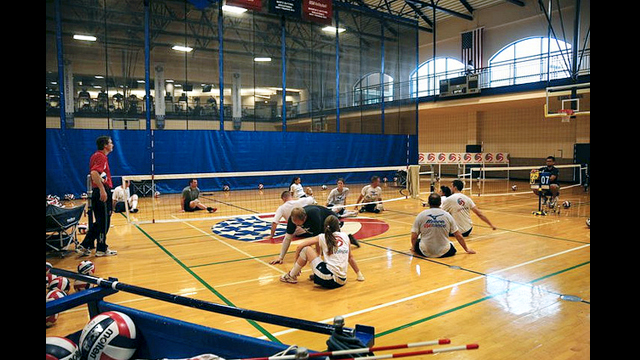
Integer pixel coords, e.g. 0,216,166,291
77,135,117,257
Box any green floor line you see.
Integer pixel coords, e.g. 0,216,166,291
375,260,590,338
132,223,281,343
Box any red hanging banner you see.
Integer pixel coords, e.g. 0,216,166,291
302,0,332,25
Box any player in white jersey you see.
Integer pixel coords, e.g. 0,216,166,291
289,177,307,198
326,178,358,217
411,193,475,258
441,180,496,237
355,176,384,213
280,215,364,288
112,180,139,213
265,190,316,242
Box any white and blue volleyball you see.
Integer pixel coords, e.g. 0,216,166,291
79,311,137,360
46,336,79,360
78,260,95,275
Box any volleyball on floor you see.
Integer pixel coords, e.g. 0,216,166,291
322,184,327,190
46,336,79,360
562,200,571,208
79,311,137,360
46,289,67,327
78,260,95,275
258,183,264,190
47,273,57,288
74,279,92,292
49,276,71,293
586,218,590,227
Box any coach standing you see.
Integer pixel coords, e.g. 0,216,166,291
77,135,117,257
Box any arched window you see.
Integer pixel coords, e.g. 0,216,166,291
488,37,572,87
410,57,465,97
353,72,393,106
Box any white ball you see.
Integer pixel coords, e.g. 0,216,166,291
79,311,137,360
321,184,327,190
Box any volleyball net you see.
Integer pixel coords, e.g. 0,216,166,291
416,163,587,198
120,166,412,224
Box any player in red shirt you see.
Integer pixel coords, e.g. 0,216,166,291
77,136,117,257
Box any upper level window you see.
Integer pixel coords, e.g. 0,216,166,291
488,37,572,87
353,72,394,106
410,57,465,97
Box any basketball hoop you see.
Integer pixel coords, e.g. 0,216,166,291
558,109,574,123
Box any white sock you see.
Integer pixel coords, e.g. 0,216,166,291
289,262,302,277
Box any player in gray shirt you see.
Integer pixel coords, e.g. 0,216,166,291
411,193,475,258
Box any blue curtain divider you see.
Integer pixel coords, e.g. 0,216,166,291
46,128,417,197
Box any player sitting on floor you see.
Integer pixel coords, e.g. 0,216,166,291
280,215,364,288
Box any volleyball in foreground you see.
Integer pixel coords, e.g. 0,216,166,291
73,279,92,292
586,218,590,228
78,260,95,275
46,336,79,360
79,311,137,360
49,276,71,293
46,289,67,327
562,200,571,208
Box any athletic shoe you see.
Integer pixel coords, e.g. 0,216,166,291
280,273,297,284
95,249,118,257
207,207,217,213
76,244,91,257
359,207,366,213
348,234,360,248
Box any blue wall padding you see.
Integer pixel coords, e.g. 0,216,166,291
46,128,417,196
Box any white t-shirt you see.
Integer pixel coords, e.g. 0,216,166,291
327,187,349,209
272,196,316,223
112,186,129,203
318,231,351,279
411,208,458,257
360,184,382,203
441,192,476,233
290,183,305,198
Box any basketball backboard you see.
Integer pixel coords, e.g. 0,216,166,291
544,82,590,120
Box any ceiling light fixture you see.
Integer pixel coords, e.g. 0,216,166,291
172,45,193,52
222,5,247,14
73,34,97,41
322,26,346,33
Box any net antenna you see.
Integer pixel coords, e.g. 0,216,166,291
544,82,590,122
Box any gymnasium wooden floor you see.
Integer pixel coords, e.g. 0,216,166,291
46,179,590,359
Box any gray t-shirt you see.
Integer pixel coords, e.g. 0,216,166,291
411,207,458,257
182,186,200,202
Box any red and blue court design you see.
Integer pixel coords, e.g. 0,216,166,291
212,214,389,243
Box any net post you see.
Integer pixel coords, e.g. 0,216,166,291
407,165,420,198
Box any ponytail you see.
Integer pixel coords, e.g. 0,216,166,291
324,215,341,255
